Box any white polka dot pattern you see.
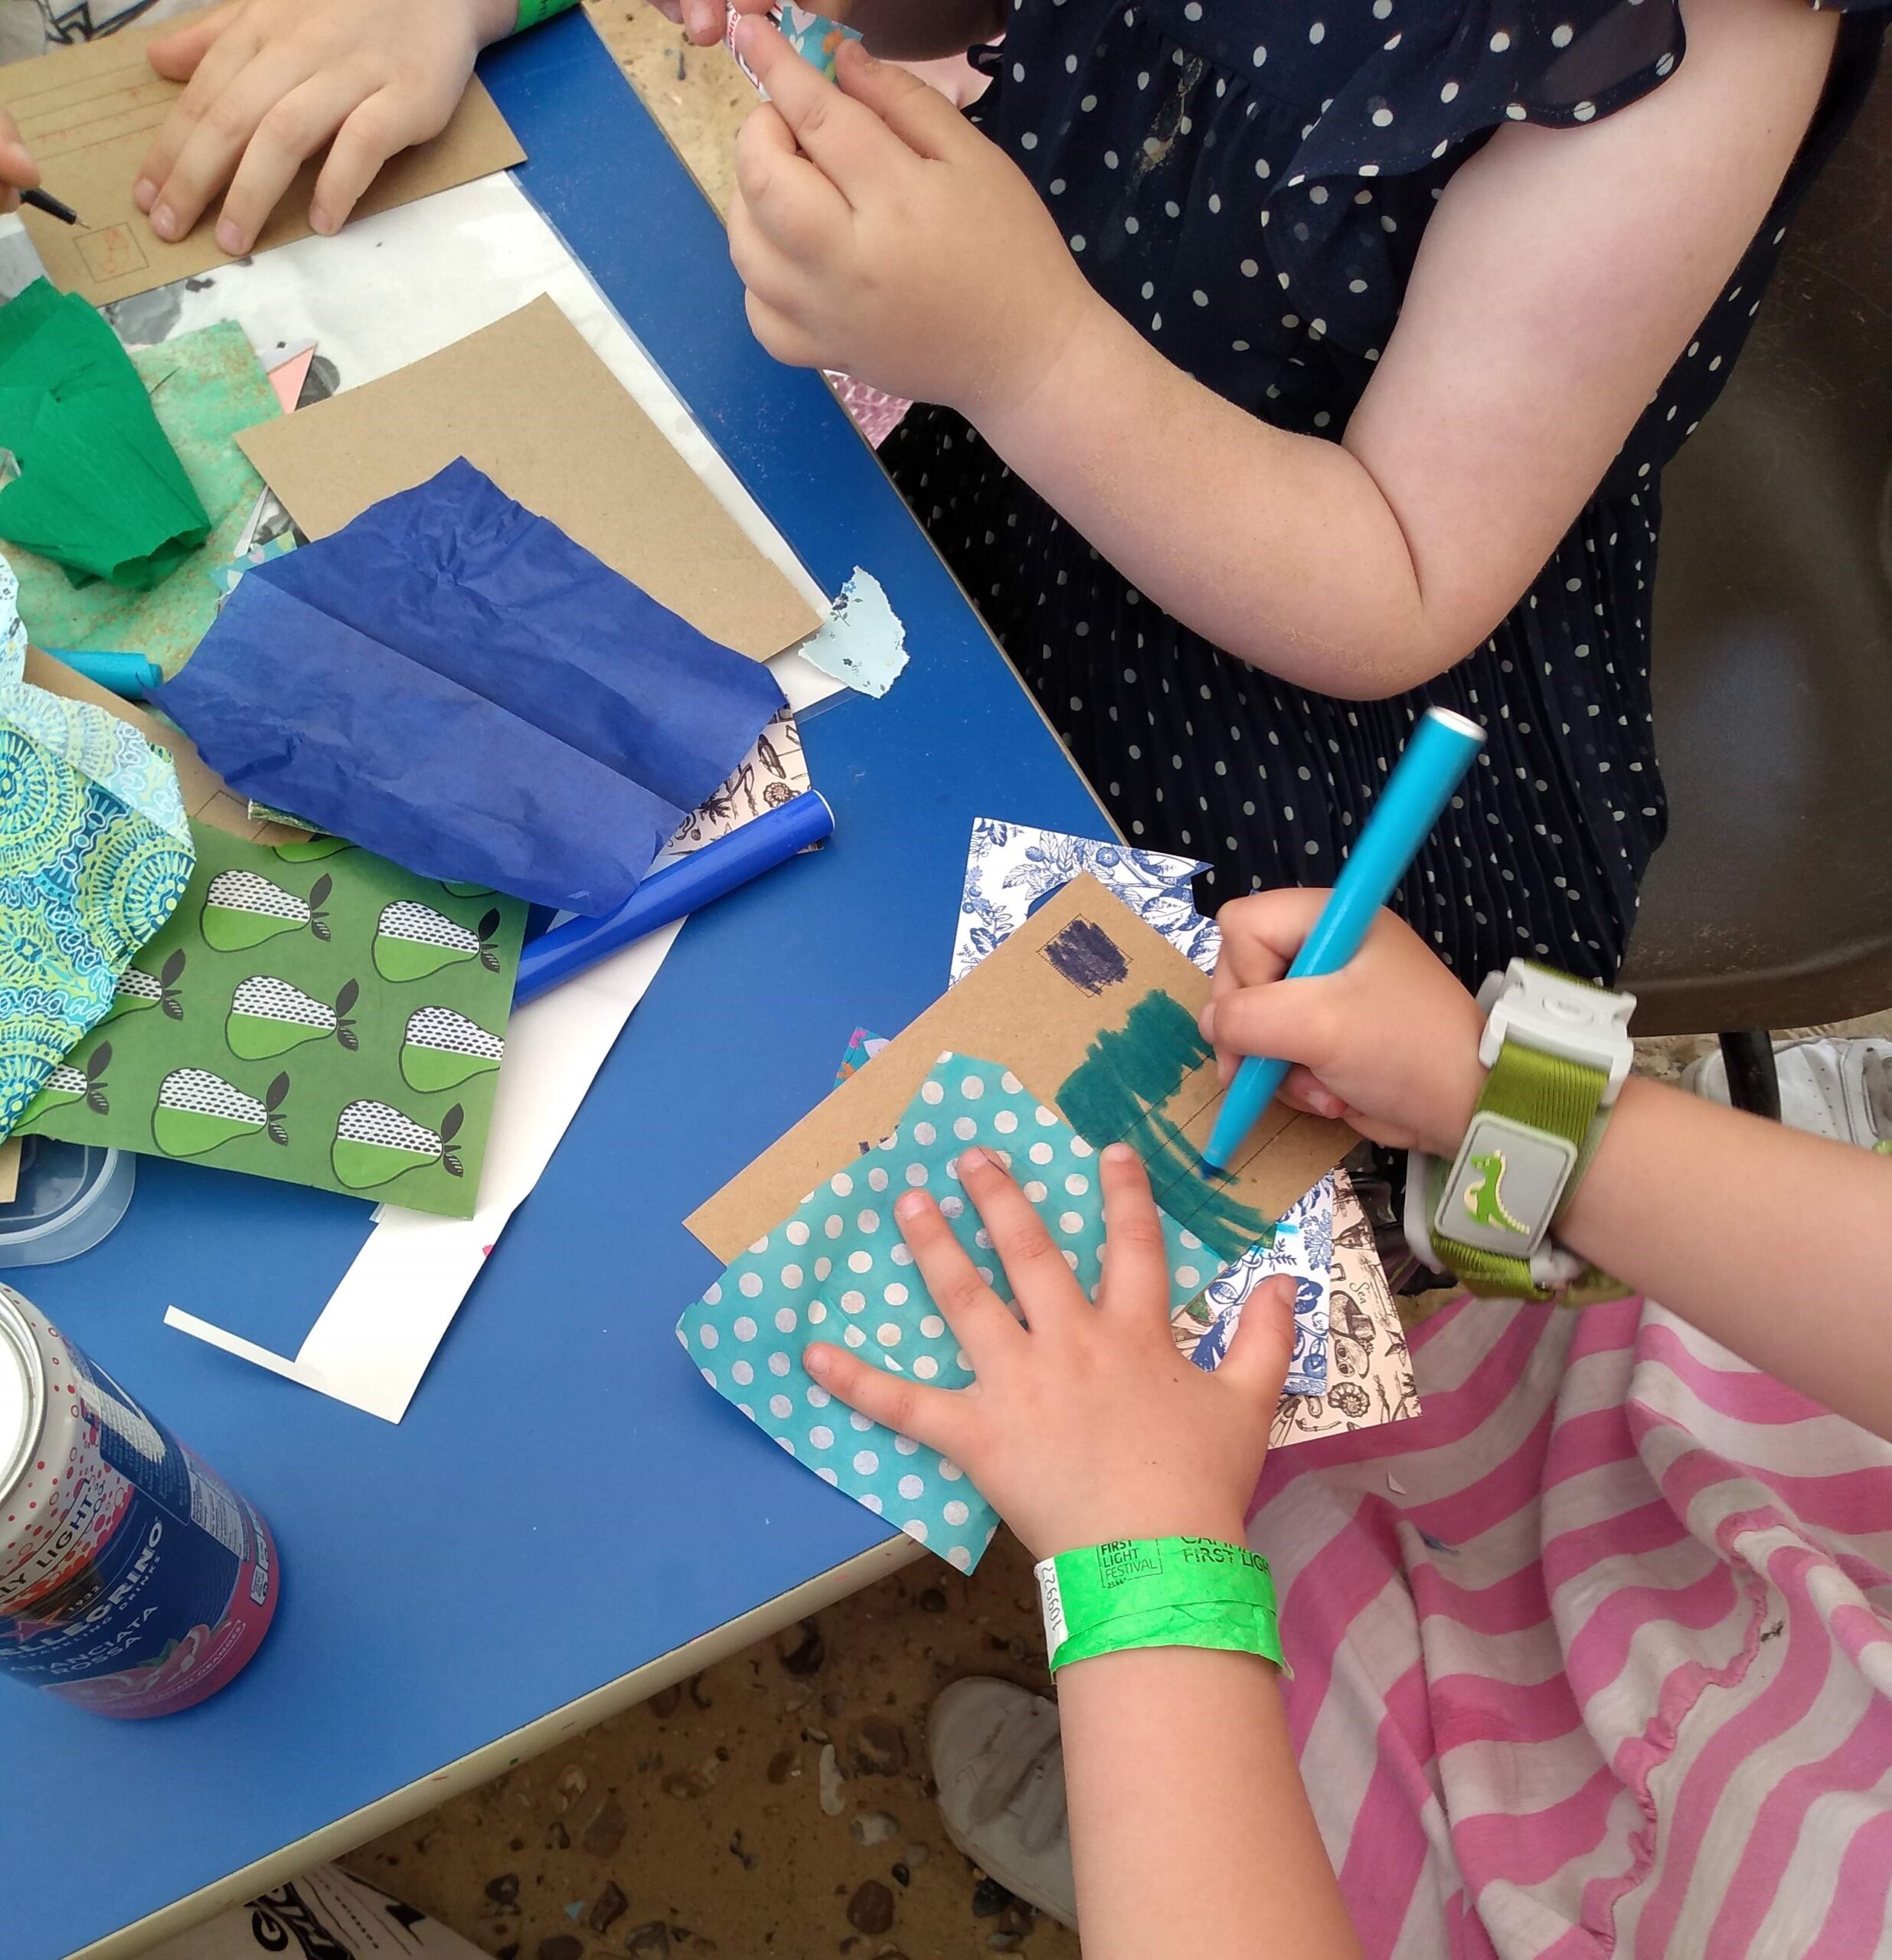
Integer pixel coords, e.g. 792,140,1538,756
678,1053,1235,1570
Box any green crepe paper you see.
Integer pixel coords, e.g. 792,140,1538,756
15,823,525,1217
10,318,281,674
0,281,211,594
678,1051,1237,1572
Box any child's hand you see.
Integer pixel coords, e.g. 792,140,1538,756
132,0,510,256
1202,890,1488,1159
0,109,38,215
802,1142,1296,1560
727,23,1098,422
655,0,766,50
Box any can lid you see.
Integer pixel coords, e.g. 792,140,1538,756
0,1291,41,1505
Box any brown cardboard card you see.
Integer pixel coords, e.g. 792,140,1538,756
688,875,1354,1263
237,297,822,662
22,647,300,844
1,16,524,306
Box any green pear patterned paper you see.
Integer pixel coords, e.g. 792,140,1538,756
14,819,524,1217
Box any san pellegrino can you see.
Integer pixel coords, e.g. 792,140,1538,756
0,1284,279,1717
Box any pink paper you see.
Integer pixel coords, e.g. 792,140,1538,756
267,347,315,416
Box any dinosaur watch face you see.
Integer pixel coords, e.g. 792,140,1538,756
1435,1112,1577,1258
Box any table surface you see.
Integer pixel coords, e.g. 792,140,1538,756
2,17,1108,1958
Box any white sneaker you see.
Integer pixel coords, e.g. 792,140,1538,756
929,1676,1078,1929
1683,1037,1892,1148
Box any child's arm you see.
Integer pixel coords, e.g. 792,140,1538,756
803,1145,1364,1958
729,0,1838,697
1204,890,1892,1441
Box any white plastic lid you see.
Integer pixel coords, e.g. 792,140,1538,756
0,1294,39,1507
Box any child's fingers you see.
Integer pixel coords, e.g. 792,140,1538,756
956,1148,1083,1334
309,83,443,236
1198,973,1341,1083
733,19,907,205
147,46,309,240
803,1341,971,1461
214,68,367,250
1279,1063,1349,1123
1094,1142,1170,1325
734,107,848,258
1215,1273,1297,1406
1208,889,1334,990
743,289,822,369
892,1187,1028,1366
832,40,977,162
145,0,241,82
136,24,270,223
0,138,40,194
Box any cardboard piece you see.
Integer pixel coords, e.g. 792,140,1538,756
22,647,299,844
237,298,822,662
688,876,1353,1262
0,20,524,307
0,1140,18,1204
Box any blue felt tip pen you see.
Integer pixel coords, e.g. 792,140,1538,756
1200,706,1486,1174
515,789,835,1005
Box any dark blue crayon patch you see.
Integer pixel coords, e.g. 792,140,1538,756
1041,916,1131,996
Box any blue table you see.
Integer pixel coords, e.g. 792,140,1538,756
3,18,1107,1958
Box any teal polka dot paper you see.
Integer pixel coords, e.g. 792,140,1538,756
677,1051,1234,1570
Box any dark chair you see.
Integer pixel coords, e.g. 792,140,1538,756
1619,75,1892,1117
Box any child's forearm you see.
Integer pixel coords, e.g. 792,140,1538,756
1058,1645,1363,1960
976,299,1441,698
1557,1078,1892,1438
828,0,1003,60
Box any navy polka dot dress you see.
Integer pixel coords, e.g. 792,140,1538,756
882,0,1888,983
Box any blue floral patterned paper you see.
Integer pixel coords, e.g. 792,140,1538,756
678,1051,1236,1570
1182,1176,1334,1391
0,552,194,1135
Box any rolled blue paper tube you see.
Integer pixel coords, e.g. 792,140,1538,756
1201,706,1485,1172
46,648,162,699
515,790,835,1005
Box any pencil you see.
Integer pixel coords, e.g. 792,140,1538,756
21,188,79,225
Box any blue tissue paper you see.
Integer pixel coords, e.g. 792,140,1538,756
155,460,787,913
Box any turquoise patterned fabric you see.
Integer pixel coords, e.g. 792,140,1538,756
0,552,194,1136
678,1051,1236,1570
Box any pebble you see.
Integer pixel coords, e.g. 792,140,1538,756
846,1880,896,1936
623,1925,672,1960
766,1747,799,1784
919,1587,949,1613
986,1935,1024,1953
729,1828,760,1871
553,1764,588,1813
776,1619,826,1675
579,1795,629,1856
534,1939,583,1960
544,1821,570,1851
661,1769,710,1799
890,1863,910,1888
848,1717,909,1777
971,1877,1013,1919
483,1874,520,1908
902,1843,930,1869
822,1690,848,1720
588,1880,629,1935
819,1743,846,1816
849,1810,900,1847
649,1684,683,1719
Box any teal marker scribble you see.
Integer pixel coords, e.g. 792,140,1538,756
1056,990,1276,1259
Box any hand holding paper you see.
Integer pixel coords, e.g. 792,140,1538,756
806,1142,1297,1563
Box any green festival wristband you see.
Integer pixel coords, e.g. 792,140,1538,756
514,0,580,31
1034,1537,1286,1675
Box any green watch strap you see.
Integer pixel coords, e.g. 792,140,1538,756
1034,1537,1285,1674
1432,1037,1609,1300
514,0,580,31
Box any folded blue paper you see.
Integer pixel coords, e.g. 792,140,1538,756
155,461,786,913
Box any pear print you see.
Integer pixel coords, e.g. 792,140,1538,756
373,903,502,982
273,836,353,863
202,871,332,950
20,1044,112,1123
332,1099,464,1191
227,976,361,1060
152,1069,290,1158
400,1007,504,1093
101,948,185,1026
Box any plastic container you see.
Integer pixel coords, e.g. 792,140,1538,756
0,1139,135,1266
